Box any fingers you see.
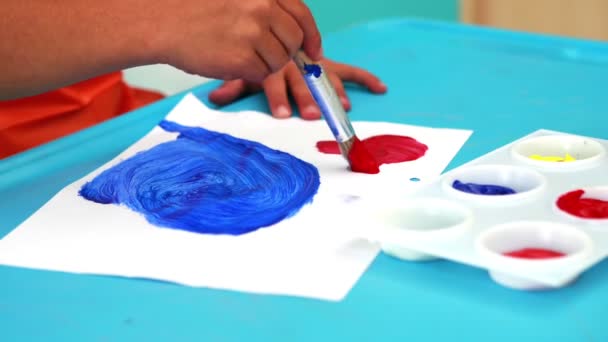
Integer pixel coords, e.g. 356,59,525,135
270,6,304,58
208,80,253,106
262,71,291,119
285,63,321,120
255,30,291,74
244,51,274,83
254,4,303,78
327,72,350,111
330,62,388,94
277,0,322,60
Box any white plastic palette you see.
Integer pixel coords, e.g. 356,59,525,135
357,129,608,290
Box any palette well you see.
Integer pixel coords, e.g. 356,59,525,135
356,129,608,290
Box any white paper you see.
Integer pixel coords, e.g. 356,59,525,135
0,94,472,301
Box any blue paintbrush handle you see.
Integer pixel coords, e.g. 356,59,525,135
293,51,356,145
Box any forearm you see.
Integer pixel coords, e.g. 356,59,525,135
1,1,160,100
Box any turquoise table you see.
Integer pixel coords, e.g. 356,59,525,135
1,19,608,341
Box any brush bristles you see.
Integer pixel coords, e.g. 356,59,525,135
338,136,355,164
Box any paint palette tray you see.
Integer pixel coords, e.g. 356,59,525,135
356,129,608,290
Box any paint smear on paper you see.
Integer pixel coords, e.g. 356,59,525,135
80,120,320,235
452,180,517,195
304,64,322,77
348,137,381,174
503,248,565,259
316,135,427,173
556,189,608,219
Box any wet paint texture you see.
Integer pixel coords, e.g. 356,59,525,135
503,248,565,259
316,135,428,174
348,137,381,174
304,64,322,77
529,154,576,162
452,180,516,195
80,120,320,235
556,189,608,219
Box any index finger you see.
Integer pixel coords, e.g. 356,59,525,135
277,0,323,60
331,62,388,94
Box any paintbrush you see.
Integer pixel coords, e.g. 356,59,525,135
293,50,357,162
293,50,379,173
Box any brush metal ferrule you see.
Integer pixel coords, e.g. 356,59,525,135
338,137,355,159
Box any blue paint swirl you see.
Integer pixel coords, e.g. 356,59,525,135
304,63,322,78
79,120,320,235
452,180,516,195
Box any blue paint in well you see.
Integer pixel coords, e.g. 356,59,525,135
304,63,322,78
79,120,320,235
452,180,516,195
409,177,421,182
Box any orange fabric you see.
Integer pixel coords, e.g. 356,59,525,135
0,71,164,159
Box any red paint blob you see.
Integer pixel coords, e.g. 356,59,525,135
348,137,381,174
556,189,608,219
503,248,566,259
316,135,428,174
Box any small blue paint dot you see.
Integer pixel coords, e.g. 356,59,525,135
303,63,322,78
410,177,421,182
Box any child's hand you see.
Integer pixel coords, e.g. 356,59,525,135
208,59,387,120
2,0,323,100
158,0,321,84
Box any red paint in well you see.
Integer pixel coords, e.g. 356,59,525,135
556,189,608,219
316,135,428,174
503,248,566,259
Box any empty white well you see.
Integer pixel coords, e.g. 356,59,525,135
364,198,473,261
